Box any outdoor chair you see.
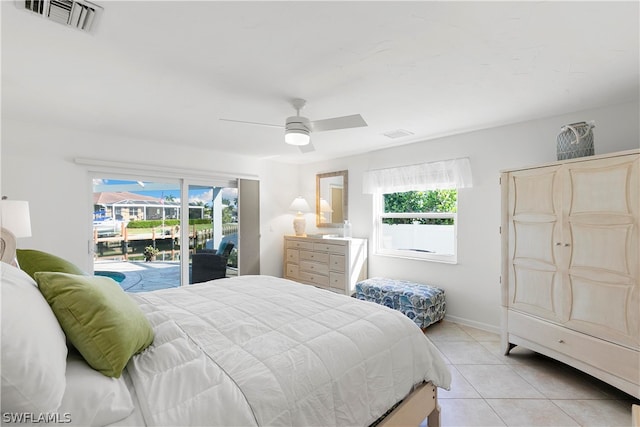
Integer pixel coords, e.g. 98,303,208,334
191,242,234,284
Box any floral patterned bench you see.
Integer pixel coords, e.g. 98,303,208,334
354,277,446,329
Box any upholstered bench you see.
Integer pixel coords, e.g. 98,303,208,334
354,277,446,329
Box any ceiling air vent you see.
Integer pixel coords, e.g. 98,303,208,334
382,129,414,139
18,0,102,33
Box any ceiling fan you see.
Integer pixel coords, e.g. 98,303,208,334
220,99,367,153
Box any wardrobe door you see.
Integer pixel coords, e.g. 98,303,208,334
562,154,639,348
506,165,564,323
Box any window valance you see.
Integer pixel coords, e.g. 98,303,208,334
362,158,473,194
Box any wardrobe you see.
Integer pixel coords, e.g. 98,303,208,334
501,150,639,398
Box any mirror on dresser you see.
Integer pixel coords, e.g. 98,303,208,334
316,170,348,227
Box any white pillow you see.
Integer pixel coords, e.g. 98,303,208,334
1,262,68,413
58,350,134,426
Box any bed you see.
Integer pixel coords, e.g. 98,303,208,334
1,229,451,427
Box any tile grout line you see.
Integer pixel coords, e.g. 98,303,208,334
436,321,637,426
469,328,585,427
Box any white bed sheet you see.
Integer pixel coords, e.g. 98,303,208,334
106,371,149,427
123,275,451,426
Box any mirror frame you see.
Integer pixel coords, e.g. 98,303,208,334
316,170,348,228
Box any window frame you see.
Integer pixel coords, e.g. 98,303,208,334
373,191,458,264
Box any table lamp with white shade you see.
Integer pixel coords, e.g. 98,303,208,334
0,198,32,265
289,196,310,236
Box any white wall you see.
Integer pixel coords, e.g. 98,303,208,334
2,101,638,331
300,101,640,332
0,118,298,276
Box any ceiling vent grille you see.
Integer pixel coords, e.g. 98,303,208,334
18,0,102,32
382,129,414,139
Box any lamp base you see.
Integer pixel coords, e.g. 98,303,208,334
293,214,306,236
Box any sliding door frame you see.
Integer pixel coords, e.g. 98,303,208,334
79,158,258,286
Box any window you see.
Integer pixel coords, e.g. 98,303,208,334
363,158,472,263
376,189,457,262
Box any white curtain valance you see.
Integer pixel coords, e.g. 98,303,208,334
363,157,473,194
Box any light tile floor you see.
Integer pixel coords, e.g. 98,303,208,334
425,320,639,427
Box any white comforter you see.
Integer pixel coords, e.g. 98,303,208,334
126,275,450,426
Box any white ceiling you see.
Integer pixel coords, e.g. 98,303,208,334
2,1,638,164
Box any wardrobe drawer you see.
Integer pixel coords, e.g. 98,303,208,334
286,249,299,264
287,240,314,250
329,254,345,272
300,250,329,263
508,310,639,383
300,260,329,275
299,271,330,288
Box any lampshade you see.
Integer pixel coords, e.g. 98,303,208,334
285,130,311,146
0,200,32,238
289,196,310,213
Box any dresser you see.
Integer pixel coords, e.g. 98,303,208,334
284,235,368,295
500,150,639,398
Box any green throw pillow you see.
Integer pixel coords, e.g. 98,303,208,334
16,249,86,280
34,272,154,378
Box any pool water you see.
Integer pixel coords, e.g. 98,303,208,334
94,271,126,283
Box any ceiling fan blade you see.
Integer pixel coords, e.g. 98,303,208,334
219,118,283,129
310,114,367,132
298,141,315,154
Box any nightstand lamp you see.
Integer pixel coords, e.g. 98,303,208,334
289,196,310,236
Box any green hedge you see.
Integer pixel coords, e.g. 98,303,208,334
126,219,210,229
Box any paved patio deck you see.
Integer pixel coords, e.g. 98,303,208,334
94,260,237,292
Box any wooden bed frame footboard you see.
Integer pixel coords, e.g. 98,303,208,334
379,381,440,427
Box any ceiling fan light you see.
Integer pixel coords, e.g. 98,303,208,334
285,115,311,146
285,129,311,146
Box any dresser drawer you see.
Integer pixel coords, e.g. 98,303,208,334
300,250,329,263
300,260,329,275
329,271,346,290
285,263,299,278
286,249,299,264
508,310,639,384
329,254,345,272
314,243,345,253
287,240,314,250
299,271,330,288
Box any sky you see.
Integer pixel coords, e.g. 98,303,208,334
93,179,238,205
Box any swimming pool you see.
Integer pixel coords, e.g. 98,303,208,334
94,271,126,283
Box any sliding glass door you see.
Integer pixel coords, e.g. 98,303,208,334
186,184,238,284
91,176,238,291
